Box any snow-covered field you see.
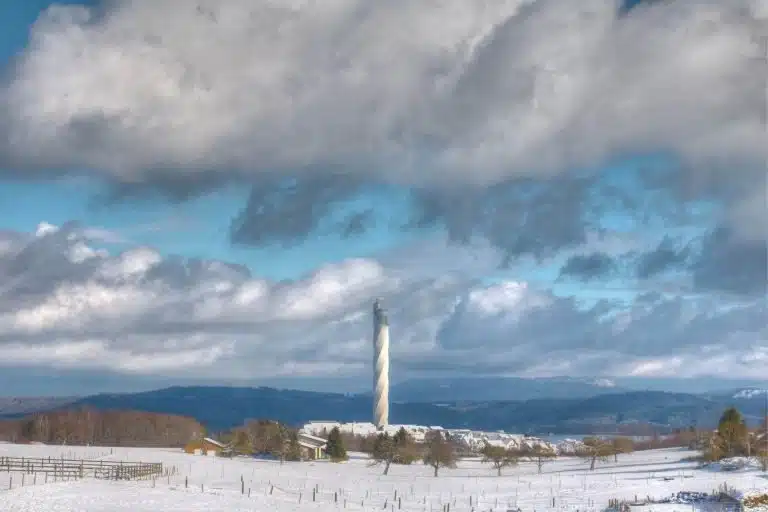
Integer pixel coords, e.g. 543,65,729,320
0,444,766,511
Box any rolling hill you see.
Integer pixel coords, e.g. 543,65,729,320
0,385,762,434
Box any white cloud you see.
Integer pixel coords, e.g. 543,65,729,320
0,338,232,374
625,357,684,377
464,281,550,316
1,1,762,194
0,0,764,287
96,247,162,280
0,222,763,381
272,258,389,320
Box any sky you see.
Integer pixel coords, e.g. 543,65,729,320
0,0,765,396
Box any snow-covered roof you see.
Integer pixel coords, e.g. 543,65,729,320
203,437,227,448
298,432,328,444
298,438,326,449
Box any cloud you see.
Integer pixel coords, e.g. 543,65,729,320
692,226,768,296
635,236,690,279
0,0,764,256
3,0,762,178
560,252,617,280
409,173,596,261
0,222,763,381
555,228,767,296
0,0,762,390
230,174,366,246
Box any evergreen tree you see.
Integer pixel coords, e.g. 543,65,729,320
392,427,418,465
393,427,408,446
326,426,348,461
371,432,395,474
717,407,748,458
269,423,291,464
285,430,302,461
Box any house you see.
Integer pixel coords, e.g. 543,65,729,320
184,437,227,456
297,432,327,460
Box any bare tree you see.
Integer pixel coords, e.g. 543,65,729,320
578,437,614,470
229,429,251,454
523,444,557,473
481,443,518,476
370,431,420,474
35,414,51,442
244,420,274,454
611,437,634,462
757,446,768,471
423,431,457,477
0,408,203,447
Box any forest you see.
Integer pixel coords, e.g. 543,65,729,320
0,408,204,447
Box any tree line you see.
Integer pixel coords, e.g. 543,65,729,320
0,407,204,447
314,426,639,476
7,404,753,477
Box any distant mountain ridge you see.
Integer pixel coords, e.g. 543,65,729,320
0,396,78,416
1,385,764,435
387,376,623,402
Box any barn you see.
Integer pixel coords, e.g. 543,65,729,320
297,432,327,460
184,437,227,456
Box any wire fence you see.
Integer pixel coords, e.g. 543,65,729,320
0,456,163,487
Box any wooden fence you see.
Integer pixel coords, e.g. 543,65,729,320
0,456,162,481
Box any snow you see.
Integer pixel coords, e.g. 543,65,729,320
733,389,767,399
203,438,227,449
1,444,767,511
703,457,763,472
301,422,580,453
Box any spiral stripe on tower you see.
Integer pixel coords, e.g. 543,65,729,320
373,299,389,429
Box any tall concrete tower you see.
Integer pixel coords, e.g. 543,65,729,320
372,299,389,429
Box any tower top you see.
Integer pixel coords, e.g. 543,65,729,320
373,298,388,326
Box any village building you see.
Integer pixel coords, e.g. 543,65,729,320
297,432,327,460
183,437,227,456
